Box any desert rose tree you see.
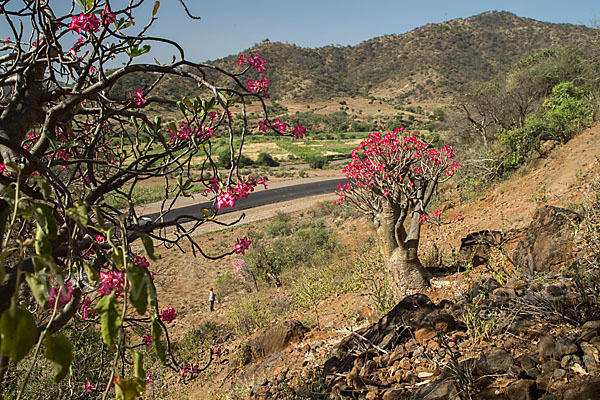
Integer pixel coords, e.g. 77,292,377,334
0,1,305,398
336,128,460,295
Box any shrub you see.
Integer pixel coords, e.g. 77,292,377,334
307,156,327,169
256,152,280,167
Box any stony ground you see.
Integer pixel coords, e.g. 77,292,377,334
145,123,600,399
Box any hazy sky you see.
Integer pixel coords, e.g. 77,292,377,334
142,0,599,62
1,1,598,63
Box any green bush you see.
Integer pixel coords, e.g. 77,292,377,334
543,81,592,142
307,156,327,169
217,148,254,168
256,152,280,167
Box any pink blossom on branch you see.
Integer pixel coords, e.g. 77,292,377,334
131,89,146,106
160,306,177,324
47,282,74,306
235,236,251,255
69,13,101,34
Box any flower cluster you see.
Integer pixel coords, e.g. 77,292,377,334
235,237,251,255
69,13,100,34
99,270,126,297
160,306,177,324
142,335,152,345
207,177,266,210
337,128,461,206
133,256,149,268
168,122,215,144
247,77,270,98
47,282,74,306
181,363,202,379
237,54,267,73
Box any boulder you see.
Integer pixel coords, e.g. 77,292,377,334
506,379,537,400
513,206,582,274
251,320,309,358
459,230,502,267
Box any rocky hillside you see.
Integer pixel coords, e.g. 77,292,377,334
114,11,599,102
199,124,600,399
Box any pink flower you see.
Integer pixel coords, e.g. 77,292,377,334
257,120,269,132
433,210,442,217
81,298,96,320
47,282,74,306
69,13,101,34
96,234,105,244
85,381,95,393
0,164,6,174
160,306,177,324
292,123,307,139
132,89,145,106
101,5,116,25
235,236,251,255
98,270,126,297
216,189,236,210
257,176,268,189
453,214,464,221
142,335,152,345
145,375,152,383
271,118,288,133
247,77,269,97
133,255,149,268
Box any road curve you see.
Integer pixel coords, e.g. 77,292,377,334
143,178,349,222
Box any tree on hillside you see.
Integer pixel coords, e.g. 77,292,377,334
0,1,304,397
335,128,460,295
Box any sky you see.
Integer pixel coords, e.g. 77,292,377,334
1,1,598,63
140,0,599,62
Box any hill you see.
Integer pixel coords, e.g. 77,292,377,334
114,11,599,103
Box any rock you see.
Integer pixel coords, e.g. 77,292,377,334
562,379,600,400
556,337,578,357
513,206,582,274
430,313,456,333
538,335,556,361
552,368,567,380
387,346,407,366
582,354,596,370
581,321,600,340
415,326,436,343
580,342,600,362
479,348,514,374
516,355,537,371
248,320,309,362
411,380,459,400
459,230,502,267
383,388,403,400
493,287,516,303
561,354,582,369
506,379,537,400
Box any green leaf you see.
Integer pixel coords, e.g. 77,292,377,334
32,203,57,239
31,254,55,274
137,233,157,261
133,350,146,390
25,273,50,309
83,262,99,285
182,97,194,110
126,264,149,315
151,317,166,362
92,207,107,230
33,176,52,200
94,293,122,347
111,247,125,269
152,1,160,17
115,378,142,400
44,334,73,382
0,302,38,363
66,202,88,228
35,228,53,259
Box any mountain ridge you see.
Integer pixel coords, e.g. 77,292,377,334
119,11,599,103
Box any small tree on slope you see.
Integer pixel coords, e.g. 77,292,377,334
336,128,460,296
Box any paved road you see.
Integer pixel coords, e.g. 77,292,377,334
143,178,349,222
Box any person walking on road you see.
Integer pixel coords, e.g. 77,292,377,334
209,288,215,312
